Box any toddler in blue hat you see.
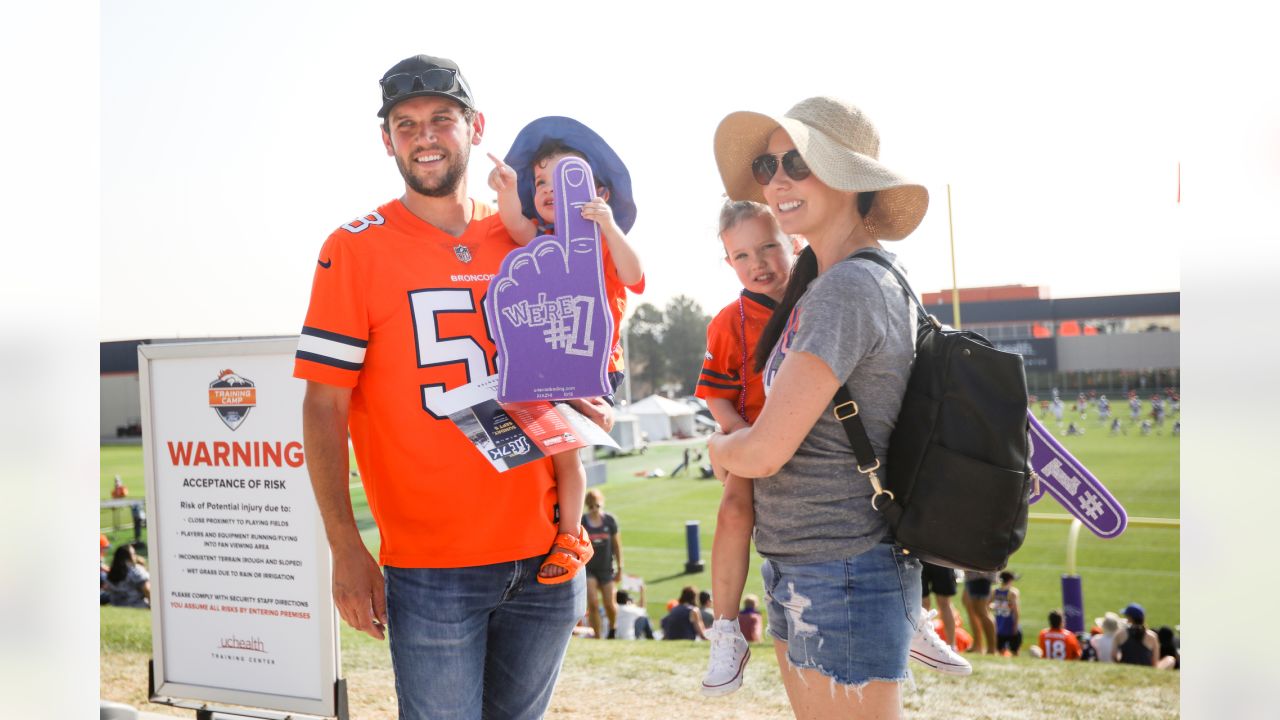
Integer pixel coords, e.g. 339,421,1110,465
487,118,645,588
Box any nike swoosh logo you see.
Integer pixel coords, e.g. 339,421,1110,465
317,258,332,269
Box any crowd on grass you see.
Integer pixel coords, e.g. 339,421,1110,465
577,565,1179,673
1034,387,1180,438
100,534,150,609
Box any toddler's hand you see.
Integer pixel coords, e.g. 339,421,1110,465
580,196,619,235
487,152,518,194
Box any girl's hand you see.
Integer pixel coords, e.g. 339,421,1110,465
707,432,729,483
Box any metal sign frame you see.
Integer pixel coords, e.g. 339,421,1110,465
139,339,342,719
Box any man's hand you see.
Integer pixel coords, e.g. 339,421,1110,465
331,542,388,640
568,396,614,433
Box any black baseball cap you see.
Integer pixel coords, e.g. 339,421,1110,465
377,54,475,118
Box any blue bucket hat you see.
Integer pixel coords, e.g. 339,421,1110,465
503,116,637,233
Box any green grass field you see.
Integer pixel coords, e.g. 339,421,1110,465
100,409,1179,718
101,408,1179,630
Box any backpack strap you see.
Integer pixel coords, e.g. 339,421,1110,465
832,384,901,522
848,249,941,330
831,249,924,522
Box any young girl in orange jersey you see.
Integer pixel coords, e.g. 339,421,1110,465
487,117,643,584
696,201,800,695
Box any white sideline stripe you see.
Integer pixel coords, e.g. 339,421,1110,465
298,334,366,364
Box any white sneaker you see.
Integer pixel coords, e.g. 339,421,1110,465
701,618,751,696
909,608,972,675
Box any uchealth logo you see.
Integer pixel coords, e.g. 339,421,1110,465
209,369,256,431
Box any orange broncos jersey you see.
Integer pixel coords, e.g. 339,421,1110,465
695,290,777,424
600,241,644,374
294,199,558,569
1038,628,1082,660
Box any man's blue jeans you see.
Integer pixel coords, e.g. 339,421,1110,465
385,555,585,719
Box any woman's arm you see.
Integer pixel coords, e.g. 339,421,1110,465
708,349,840,478
611,529,623,581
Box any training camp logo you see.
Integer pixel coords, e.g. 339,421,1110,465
209,369,257,431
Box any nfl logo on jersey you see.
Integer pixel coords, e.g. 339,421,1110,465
454,244,473,264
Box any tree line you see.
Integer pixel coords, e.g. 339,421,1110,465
622,295,711,401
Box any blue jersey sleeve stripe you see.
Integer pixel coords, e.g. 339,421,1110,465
295,350,363,372
697,379,741,391
301,326,369,348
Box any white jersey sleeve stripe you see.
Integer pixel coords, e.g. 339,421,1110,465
296,333,367,366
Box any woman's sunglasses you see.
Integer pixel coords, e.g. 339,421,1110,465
751,149,812,185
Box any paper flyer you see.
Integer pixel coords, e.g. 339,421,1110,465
446,373,619,471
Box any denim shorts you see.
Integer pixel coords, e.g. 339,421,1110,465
762,542,923,687
385,556,585,720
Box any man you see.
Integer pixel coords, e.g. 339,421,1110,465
1035,610,1082,660
295,54,608,719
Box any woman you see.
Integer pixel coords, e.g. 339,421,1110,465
581,489,624,638
105,543,151,608
708,96,929,718
660,586,708,641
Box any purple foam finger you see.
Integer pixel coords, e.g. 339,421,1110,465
486,156,613,403
1026,411,1128,539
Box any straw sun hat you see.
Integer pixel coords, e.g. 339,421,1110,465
714,96,928,241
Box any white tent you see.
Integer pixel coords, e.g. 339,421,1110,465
627,394,696,441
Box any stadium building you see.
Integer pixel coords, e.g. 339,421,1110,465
920,286,1179,398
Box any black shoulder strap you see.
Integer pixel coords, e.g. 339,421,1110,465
834,384,878,471
849,250,930,326
833,250,922,521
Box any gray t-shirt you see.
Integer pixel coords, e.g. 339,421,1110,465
753,248,914,564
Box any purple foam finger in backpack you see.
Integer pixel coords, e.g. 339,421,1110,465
486,156,613,403
1026,411,1128,538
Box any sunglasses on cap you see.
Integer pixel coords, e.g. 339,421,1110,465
380,67,465,102
751,149,812,185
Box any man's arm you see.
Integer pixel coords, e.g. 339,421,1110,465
303,381,387,640
567,396,614,433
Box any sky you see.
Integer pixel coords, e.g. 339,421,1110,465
97,0,1246,341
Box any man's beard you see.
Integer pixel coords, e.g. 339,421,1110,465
398,145,468,198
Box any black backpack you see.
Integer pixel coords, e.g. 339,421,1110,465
835,251,1031,572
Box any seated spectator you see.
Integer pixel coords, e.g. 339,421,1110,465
930,605,974,653
104,543,150,608
1090,612,1122,662
660,586,706,640
697,590,715,628
614,590,654,640
1156,625,1180,670
1077,629,1097,661
738,594,763,643
1035,610,1082,660
1115,603,1159,667
100,534,111,605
